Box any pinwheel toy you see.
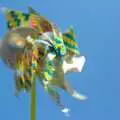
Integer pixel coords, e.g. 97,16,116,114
0,7,87,120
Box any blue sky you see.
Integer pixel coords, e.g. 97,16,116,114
0,0,120,120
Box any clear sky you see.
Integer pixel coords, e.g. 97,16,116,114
0,0,120,120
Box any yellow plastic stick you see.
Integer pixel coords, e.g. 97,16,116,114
31,79,36,120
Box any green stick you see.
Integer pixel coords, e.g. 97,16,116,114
31,79,36,120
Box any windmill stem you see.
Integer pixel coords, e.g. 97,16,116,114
31,79,36,120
